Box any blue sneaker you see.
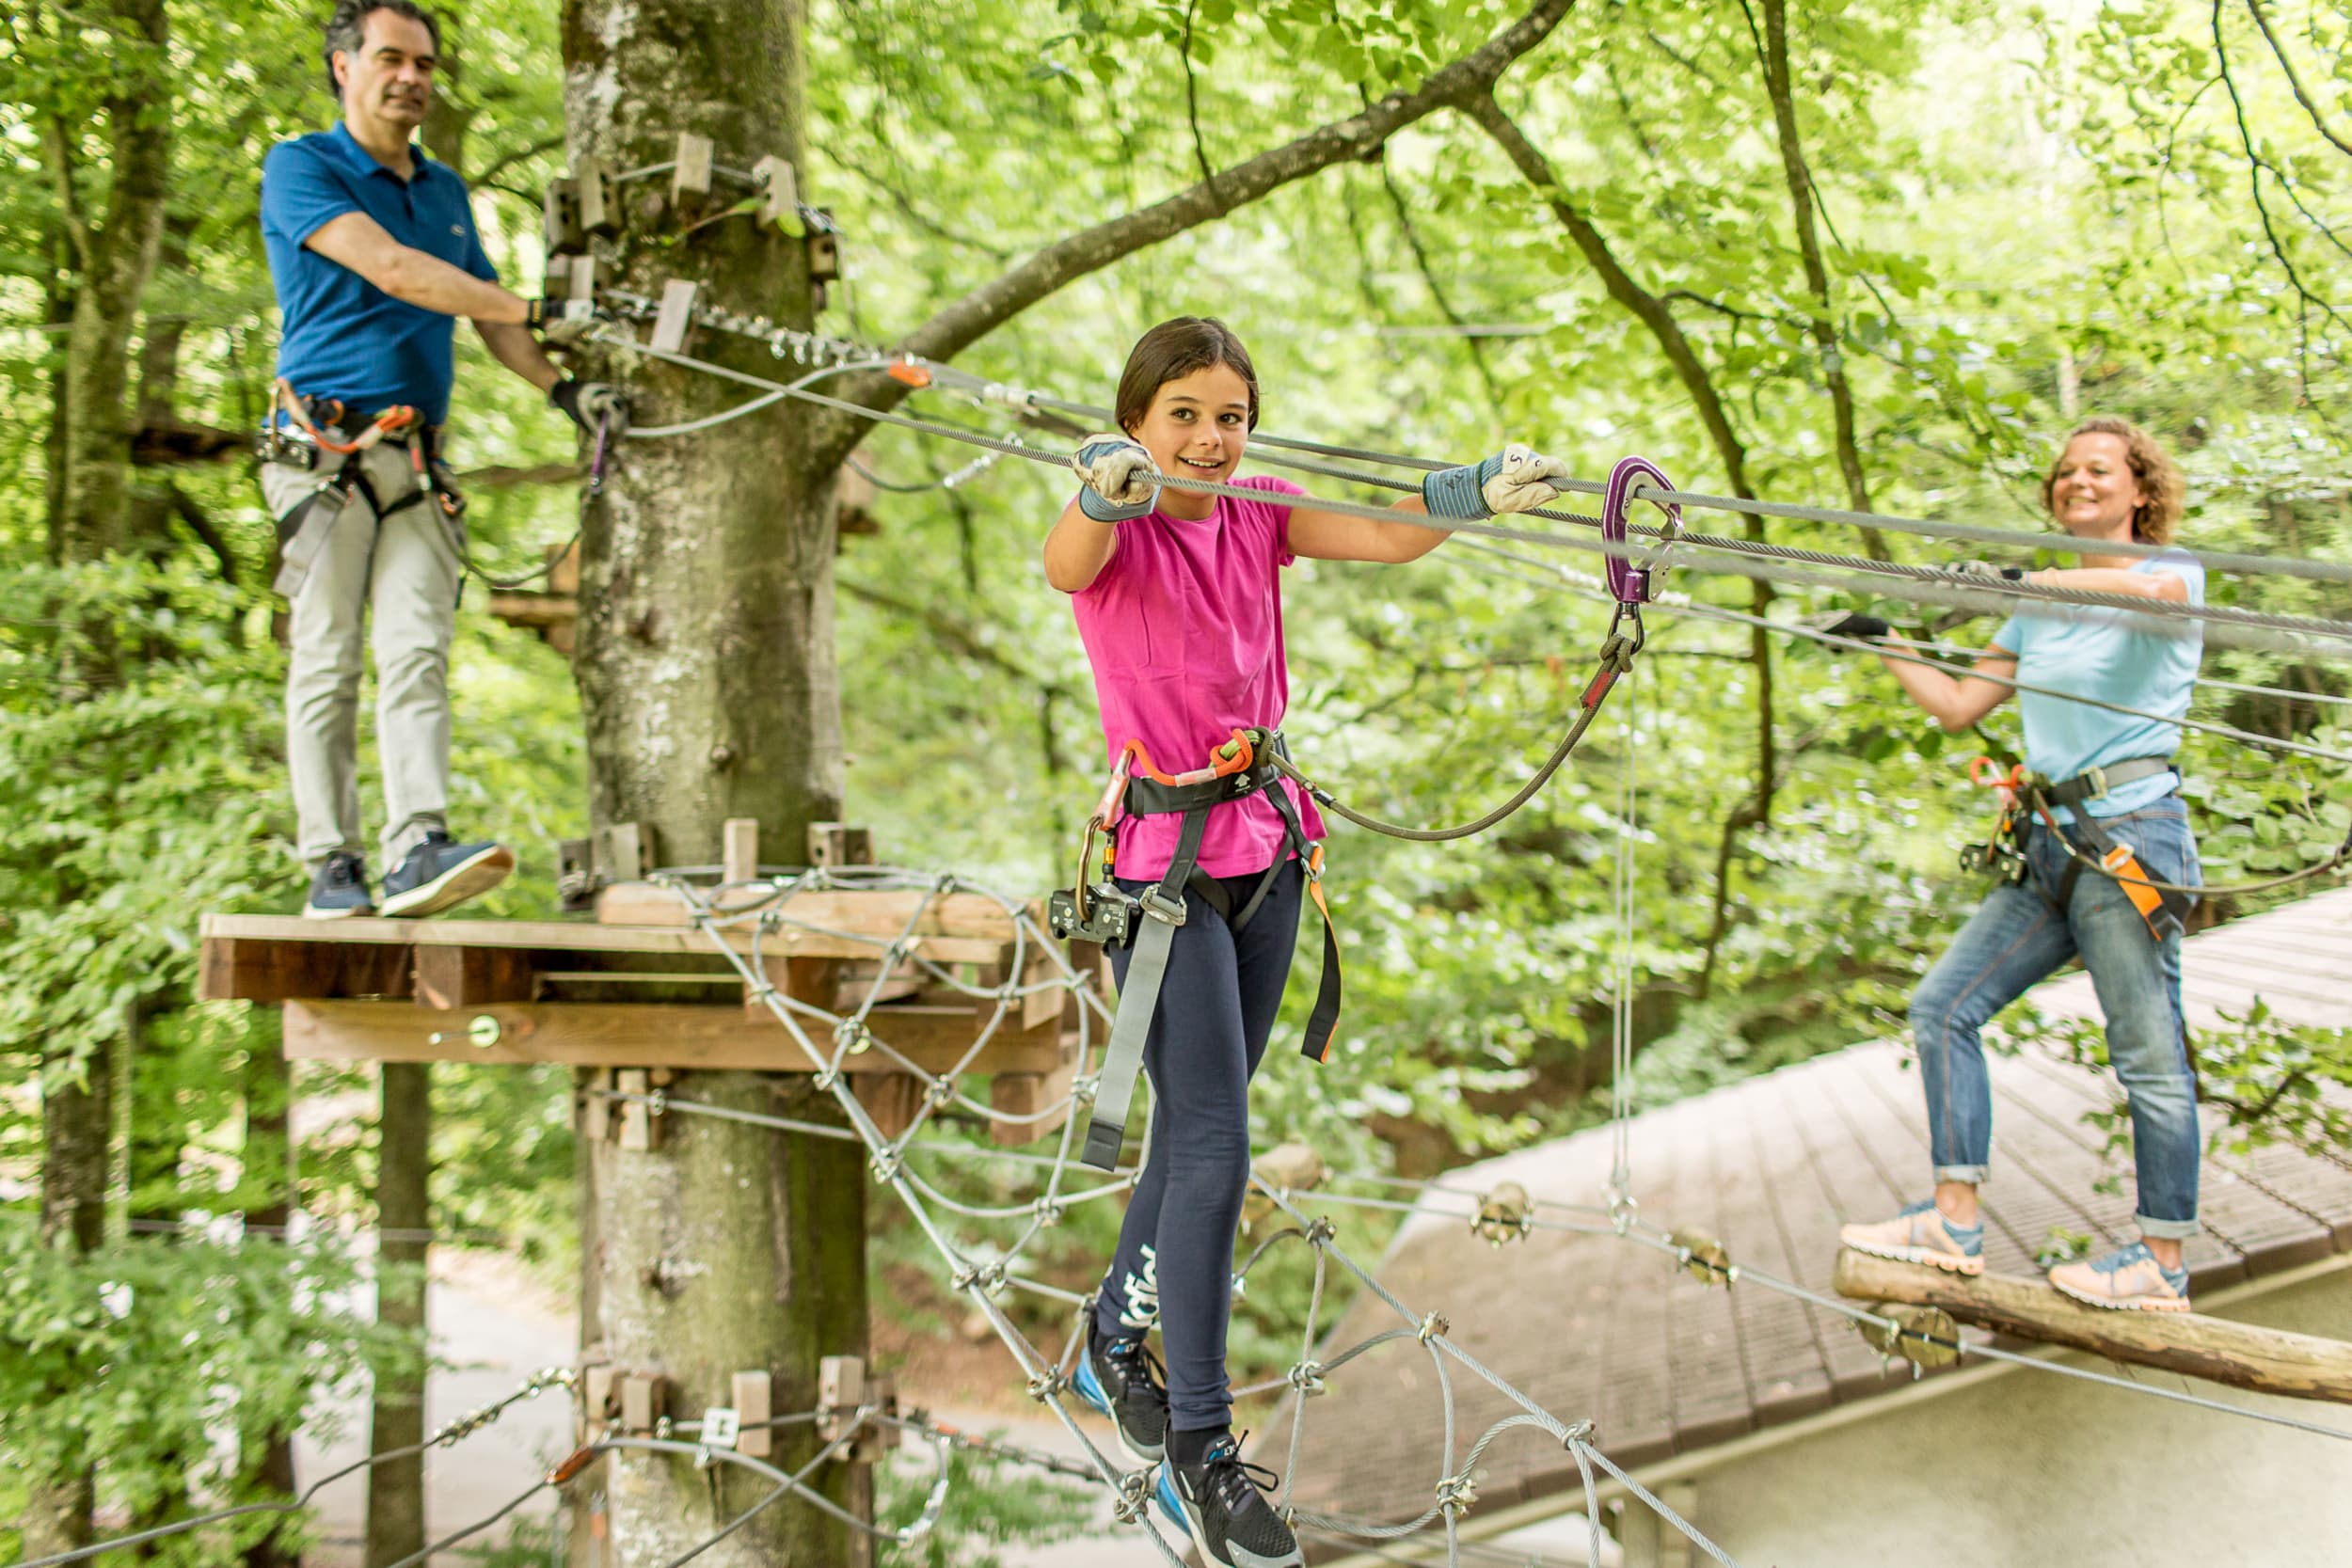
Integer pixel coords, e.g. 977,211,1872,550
304,852,374,919
1073,1327,1168,1465
380,832,516,918
1155,1433,1301,1568
2049,1241,2193,1313
1839,1198,1985,1275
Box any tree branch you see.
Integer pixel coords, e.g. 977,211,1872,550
1181,0,1218,192
1757,0,1890,561
471,132,564,189
167,485,239,587
803,0,1578,475
2244,0,2352,159
1375,150,1507,425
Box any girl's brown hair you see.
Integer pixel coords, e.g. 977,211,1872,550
1114,317,1260,435
2042,416,2185,546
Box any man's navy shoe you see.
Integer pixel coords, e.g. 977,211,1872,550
379,832,516,918
1073,1325,1168,1465
304,852,374,919
1154,1432,1302,1568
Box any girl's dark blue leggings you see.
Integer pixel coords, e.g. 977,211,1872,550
1093,859,1303,1433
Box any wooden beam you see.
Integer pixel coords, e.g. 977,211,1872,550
200,934,413,1003
989,1035,1081,1147
1832,1249,2352,1405
723,818,759,885
850,1074,924,1140
592,882,1021,962
414,946,536,1009
282,1000,1069,1076
201,911,1007,967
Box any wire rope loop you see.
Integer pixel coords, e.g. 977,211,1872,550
1602,455,1678,606
1605,1186,1639,1236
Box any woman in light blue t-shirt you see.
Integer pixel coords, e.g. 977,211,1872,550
1839,419,2206,1313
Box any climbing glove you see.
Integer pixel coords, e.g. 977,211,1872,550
1935,559,2026,581
1072,434,1161,523
526,296,597,350
1802,610,1894,645
1422,442,1571,520
550,378,629,435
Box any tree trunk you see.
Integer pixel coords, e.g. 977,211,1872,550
365,1064,432,1568
241,1012,300,1568
560,9,869,1551
27,1047,112,1560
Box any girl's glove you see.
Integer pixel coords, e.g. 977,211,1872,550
1072,434,1161,523
1422,442,1572,519
1803,610,1894,645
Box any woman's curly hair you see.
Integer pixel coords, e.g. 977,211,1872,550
2042,416,2185,546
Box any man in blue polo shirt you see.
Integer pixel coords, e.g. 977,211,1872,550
261,0,621,918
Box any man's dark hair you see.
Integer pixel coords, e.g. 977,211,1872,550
1114,317,1262,435
322,1,441,99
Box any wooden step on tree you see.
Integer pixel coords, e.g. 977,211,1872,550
199,821,1094,1147
1833,1248,2352,1404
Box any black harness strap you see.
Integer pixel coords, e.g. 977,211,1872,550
1075,732,1342,1172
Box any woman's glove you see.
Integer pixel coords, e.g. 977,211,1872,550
1072,434,1161,523
1802,610,1894,646
1935,559,2026,581
1422,442,1571,519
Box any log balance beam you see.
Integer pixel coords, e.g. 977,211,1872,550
1833,1247,2352,1405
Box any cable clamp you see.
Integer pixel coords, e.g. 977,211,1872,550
1417,1310,1451,1344
1302,1216,1337,1247
1560,1418,1596,1449
868,1148,903,1184
1669,1227,1737,1285
1032,1196,1066,1227
1605,1185,1639,1236
1025,1368,1065,1402
925,1075,958,1109
1435,1471,1479,1516
813,1068,840,1093
1287,1359,1327,1396
1070,1074,1101,1106
1112,1468,1154,1521
1472,1181,1534,1246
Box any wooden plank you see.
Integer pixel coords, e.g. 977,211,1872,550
723,818,759,885
202,911,1007,967
989,1034,1081,1147
592,882,1021,958
850,1074,923,1140
413,946,536,1009
282,1000,1067,1075
1832,1249,2352,1405
199,933,412,1003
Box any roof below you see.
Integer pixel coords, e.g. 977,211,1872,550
1260,886,2352,1532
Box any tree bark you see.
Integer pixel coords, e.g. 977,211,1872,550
240,1012,301,1568
365,1064,432,1568
1756,0,1888,561
45,0,173,564
26,1047,112,1561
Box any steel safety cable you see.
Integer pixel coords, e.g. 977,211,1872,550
1451,543,2352,897
613,293,2352,590
593,330,2352,650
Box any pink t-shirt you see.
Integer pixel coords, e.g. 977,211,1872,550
1072,474,1327,881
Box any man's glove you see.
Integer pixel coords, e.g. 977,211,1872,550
550,378,628,435
1802,610,1894,646
1422,442,1572,519
526,296,596,350
1071,433,1160,523
1936,559,2026,581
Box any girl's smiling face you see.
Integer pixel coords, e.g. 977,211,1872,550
2047,431,2147,542
1126,363,1253,515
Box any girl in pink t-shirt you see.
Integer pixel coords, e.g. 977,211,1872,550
1044,318,1567,1567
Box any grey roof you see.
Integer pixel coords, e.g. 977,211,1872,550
1257,886,2352,1531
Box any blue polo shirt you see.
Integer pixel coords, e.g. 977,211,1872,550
261,122,498,424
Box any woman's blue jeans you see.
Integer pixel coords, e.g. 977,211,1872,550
1911,796,2201,1239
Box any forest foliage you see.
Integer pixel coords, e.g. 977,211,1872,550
5,0,2352,1558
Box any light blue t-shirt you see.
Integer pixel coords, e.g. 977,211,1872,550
1991,551,2204,818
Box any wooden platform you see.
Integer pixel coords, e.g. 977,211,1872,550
199,895,1095,1146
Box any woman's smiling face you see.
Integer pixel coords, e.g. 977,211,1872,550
1126,363,1253,502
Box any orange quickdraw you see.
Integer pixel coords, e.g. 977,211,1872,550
273,377,419,454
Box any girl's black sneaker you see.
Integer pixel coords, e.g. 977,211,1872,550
1154,1431,1302,1568
1072,1324,1168,1465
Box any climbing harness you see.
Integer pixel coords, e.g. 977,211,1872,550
1958,757,2030,885
257,380,469,603
1049,726,1342,1173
